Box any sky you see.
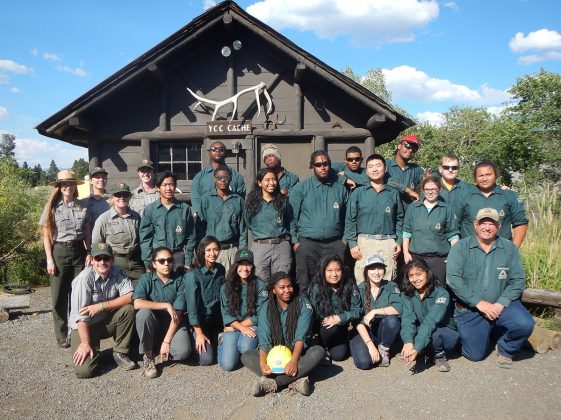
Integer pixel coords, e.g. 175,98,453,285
1,0,561,169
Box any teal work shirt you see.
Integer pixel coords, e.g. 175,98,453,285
277,168,300,193
386,159,424,208
258,296,314,353
190,165,246,216
139,199,196,267
438,178,470,220
185,264,226,326
200,191,247,247
91,207,141,255
400,286,456,353
358,280,402,314
289,174,348,240
344,184,404,248
446,236,526,308
332,162,369,187
459,185,528,240
132,271,186,311
402,201,459,256
245,197,296,242
220,278,268,326
308,283,362,325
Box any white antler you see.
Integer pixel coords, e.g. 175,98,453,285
187,82,272,122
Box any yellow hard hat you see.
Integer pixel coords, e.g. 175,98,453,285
266,345,293,374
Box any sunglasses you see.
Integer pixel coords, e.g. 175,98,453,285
313,161,330,168
215,175,231,181
113,193,130,199
93,255,111,262
442,165,459,171
346,157,363,162
156,257,174,265
209,146,226,152
402,142,418,150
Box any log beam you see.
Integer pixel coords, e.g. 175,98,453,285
367,113,386,131
68,116,95,133
522,288,561,308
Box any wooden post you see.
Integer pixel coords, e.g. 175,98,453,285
365,136,375,155
527,326,552,354
522,288,561,308
314,135,325,152
140,138,151,162
88,139,100,169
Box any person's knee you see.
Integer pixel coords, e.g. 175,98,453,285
172,345,191,361
384,315,401,331
513,314,535,337
198,351,214,366
218,353,239,371
74,363,97,379
120,303,135,319
135,308,153,323
461,342,487,361
353,356,372,370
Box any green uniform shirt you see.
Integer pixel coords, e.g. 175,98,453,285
85,194,111,231
200,190,247,247
459,184,528,240
438,178,470,220
245,197,296,242
130,184,160,216
277,168,300,193
139,199,196,267
185,264,226,326
344,184,404,248
91,207,141,255
190,165,246,216
402,201,459,256
446,236,526,308
132,271,186,311
332,162,369,186
39,199,88,241
289,174,348,240
258,296,313,353
220,278,268,326
308,282,362,325
400,286,456,353
358,280,402,314
386,159,424,208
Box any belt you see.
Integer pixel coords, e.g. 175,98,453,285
358,234,397,240
301,236,340,244
455,301,468,310
220,243,238,250
54,240,82,248
171,247,184,253
254,236,289,245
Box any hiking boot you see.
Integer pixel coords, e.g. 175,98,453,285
378,345,390,367
113,351,137,371
252,376,277,397
288,376,311,396
57,338,70,349
496,346,513,369
434,353,451,372
143,355,159,378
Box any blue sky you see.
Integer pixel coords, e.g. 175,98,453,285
1,0,560,169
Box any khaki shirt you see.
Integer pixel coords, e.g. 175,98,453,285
130,184,159,216
91,207,141,255
39,199,87,241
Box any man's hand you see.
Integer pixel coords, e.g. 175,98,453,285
73,342,94,366
79,303,102,318
322,315,341,329
284,358,298,377
476,300,503,320
393,243,402,259
350,246,362,260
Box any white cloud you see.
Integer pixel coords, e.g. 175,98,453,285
31,49,39,56
0,107,7,119
44,52,62,62
509,29,561,52
443,2,459,12
204,0,217,9
382,65,511,105
247,0,439,46
486,105,506,116
10,86,20,93
55,64,89,77
416,111,444,126
14,137,87,168
518,50,561,65
0,59,33,84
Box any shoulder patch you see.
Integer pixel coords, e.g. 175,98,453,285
305,303,312,311
435,296,447,304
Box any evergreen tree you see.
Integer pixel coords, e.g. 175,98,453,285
0,134,16,160
46,160,59,182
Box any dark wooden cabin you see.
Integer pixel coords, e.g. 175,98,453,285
36,0,414,195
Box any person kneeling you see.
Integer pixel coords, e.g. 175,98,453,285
69,243,136,378
241,272,325,397
133,247,192,378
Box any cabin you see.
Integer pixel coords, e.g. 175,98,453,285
36,0,414,195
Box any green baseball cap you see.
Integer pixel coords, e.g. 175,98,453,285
91,242,113,258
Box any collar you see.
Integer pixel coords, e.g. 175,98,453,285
311,174,336,187
109,207,131,219
468,235,503,250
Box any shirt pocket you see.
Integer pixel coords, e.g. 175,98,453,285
91,289,103,304
108,221,126,243
174,219,186,242
55,209,76,232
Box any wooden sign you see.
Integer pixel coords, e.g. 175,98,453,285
207,120,252,137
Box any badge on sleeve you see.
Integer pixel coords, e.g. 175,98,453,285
333,201,339,209
435,296,447,304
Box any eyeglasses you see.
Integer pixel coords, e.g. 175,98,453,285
442,165,459,171
93,255,111,262
156,257,174,265
215,175,231,181
424,188,440,193
313,161,330,168
402,142,418,150
209,146,226,152
346,157,363,162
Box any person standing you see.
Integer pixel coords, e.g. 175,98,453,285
130,159,159,216
261,143,300,195
331,146,369,190
446,208,534,368
39,169,88,348
437,154,471,220
289,150,348,294
85,167,110,236
139,171,196,274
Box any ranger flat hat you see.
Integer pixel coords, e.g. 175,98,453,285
475,207,500,223
91,242,113,258
48,169,85,186
364,254,387,268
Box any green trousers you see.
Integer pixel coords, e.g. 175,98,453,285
70,304,135,379
113,254,145,285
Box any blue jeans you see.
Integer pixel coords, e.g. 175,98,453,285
455,299,534,360
430,326,459,355
217,328,259,371
349,315,401,370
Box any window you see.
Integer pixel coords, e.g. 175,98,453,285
157,143,203,180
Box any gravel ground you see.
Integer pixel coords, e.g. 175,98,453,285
1,286,560,420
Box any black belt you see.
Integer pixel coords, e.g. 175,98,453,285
302,236,340,244
54,240,83,248
455,301,468,310
220,243,238,250
254,236,289,245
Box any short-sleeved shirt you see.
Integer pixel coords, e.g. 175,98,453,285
277,168,300,193
446,236,526,308
85,194,111,231
39,199,88,242
130,184,160,216
132,271,186,311
308,282,361,325
245,197,296,242
190,165,246,216
386,159,424,209
400,286,456,353
91,207,141,255
69,265,133,329
200,191,247,247
358,280,402,315
220,278,268,326
185,264,226,326
258,296,314,354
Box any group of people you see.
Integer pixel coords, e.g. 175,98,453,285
39,135,535,396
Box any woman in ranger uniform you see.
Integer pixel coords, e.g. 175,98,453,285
400,258,459,372
40,169,88,348
351,255,402,369
218,249,267,371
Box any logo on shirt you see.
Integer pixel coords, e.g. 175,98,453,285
435,296,447,304
385,206,391,214
497,267,509,280
394,287,401,294
499,209,505,217
333,201,340,209
231,213,238,223
261,290,268,297
434,223,441,231
305,303,312,310
276,216,282,224
175,225,183,233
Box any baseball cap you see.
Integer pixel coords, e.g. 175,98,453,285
475,208,500,223
111,182,131,195
90,166,108,177
91,242,114,258
401,135,420,146
138,159,155,170
234,248,254,264
364,254,387,268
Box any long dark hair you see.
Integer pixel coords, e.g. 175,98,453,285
401,258,437,298
193,236,219,268
267,272,301,347
245,168,285,217
363,263,387,310
225,260,258,318
310,255,354,318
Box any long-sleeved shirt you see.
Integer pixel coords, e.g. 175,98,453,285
190,165,246,216
245,197,296,242
220,278,268,326
308,282,362,325
200,190,247,247
91,207,141,255
185,264,226,326
358,280,403,314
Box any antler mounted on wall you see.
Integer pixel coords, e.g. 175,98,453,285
187,82,273,122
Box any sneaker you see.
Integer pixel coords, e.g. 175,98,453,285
288,376,311,396
320,350,332,366
252,376,277,397
378,345,390,367
434,353,451,372
57,337,70,349
495,346,513,369
143,355,159,378
113,351,137,371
